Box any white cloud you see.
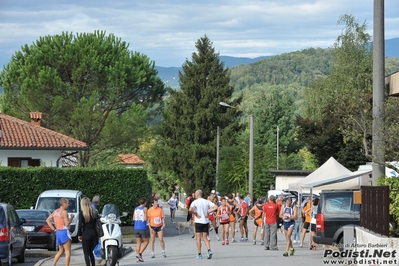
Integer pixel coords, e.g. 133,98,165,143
0,0,397,68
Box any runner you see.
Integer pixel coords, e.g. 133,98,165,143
147,198,166,259
226,193,240,243
238,194,249,242
167,193,178,222
280,197,297,257
216,197,231,245
309,198,319,251
207,191,220,241
133,197,149,263
249,197,264,245
189,190,218,259
300,197,311,247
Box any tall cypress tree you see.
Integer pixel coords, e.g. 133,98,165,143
153,35,242,194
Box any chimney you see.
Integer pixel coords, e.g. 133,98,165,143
30,112,42,127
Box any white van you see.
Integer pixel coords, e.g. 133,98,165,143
35,189,83,242
267,190,291,199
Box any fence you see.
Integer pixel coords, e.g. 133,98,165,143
360,185,389,236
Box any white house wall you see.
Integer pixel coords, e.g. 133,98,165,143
0,150,62,167
276,176,305,190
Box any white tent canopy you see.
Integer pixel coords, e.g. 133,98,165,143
300,169,371,190
288,157,352,191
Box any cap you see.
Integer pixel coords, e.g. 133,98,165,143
269,195,276,201
211,189,216,194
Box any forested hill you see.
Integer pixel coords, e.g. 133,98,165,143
230,47,334,91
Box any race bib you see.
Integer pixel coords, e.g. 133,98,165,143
154,217,162,225
222,213,229,220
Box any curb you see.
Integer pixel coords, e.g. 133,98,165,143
34,246,133,266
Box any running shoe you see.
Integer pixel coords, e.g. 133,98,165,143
222,241,225,245
290,248,295,256
196,254,203,259
207,250,213,259
151,253,155,258
253,240,256,245
239,238,245,242
210,227,214,231
283,251,289,257
231,238,236,243
162,251,167,258
261,241,264,245
136,254,144,262
225,239,229,245
216,235,220,241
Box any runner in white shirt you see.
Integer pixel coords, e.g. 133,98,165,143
190,190,218,259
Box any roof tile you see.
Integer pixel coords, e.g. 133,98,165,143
0,113,87,149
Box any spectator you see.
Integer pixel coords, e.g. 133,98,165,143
262,195,280,251
91,196,100,210
78,197,98,266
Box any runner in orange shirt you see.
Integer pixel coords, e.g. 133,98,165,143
147,198,166,259
300,197,311,247
249,197,264,245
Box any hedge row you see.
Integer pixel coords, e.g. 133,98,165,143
0,167,152,223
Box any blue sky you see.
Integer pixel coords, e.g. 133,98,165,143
0,0,398,68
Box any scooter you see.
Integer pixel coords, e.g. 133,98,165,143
99,204,127,266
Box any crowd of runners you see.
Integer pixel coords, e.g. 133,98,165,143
132,189,318,262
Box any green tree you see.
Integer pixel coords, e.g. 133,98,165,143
151,35,242,194
0,31,166,166
300,14,372,166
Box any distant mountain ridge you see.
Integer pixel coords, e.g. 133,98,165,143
157,38,399,89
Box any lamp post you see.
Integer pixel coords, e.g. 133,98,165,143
219,102,254,201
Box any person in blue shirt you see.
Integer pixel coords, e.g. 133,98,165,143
133,197,149,262
91,196,100,210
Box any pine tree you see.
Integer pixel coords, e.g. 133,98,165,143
153,35,242,193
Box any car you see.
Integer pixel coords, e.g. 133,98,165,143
0,203,26,265
313,190,360,248
16,209,56,251
35,189,83,242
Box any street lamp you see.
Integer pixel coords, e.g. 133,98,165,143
219,102,254,202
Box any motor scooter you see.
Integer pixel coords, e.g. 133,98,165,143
99,204,127,266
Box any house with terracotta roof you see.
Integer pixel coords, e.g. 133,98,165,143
117,154,145,168
0,112,87,167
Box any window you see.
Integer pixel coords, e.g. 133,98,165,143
8,158,41,167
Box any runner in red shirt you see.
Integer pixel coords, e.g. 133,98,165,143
238,194,249,242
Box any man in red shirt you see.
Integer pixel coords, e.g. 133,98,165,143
262,195,280,250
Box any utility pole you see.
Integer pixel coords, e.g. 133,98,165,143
372,0,385,184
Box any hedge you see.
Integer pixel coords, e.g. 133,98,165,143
0,167,152,224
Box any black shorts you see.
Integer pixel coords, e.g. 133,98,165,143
195,223,209,233
150,226,163,233
240,216,248,223
310,223,316,232
303,222,310,230
135,229,150,239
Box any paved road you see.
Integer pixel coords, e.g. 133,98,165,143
116,207,329,266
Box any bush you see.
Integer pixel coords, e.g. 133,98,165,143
0,167,152,224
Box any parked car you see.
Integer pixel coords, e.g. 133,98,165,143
313,190,360,247
0,203,26,265
35,189,82,242
16,209,56,251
